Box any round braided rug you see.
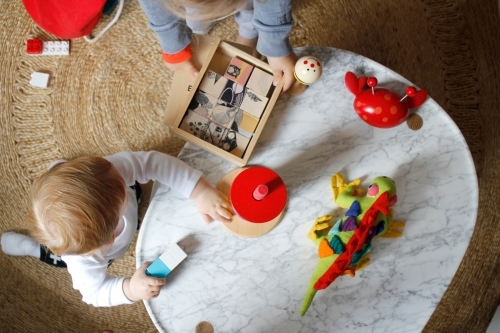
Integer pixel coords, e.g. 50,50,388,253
1,0,499,332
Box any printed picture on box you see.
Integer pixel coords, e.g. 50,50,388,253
180,110,242,155
186,119,209,138
188,91,215,117
226,64,241,79
211,101,239,128
246,91,262,102
204,122,228,147
219,130,238,152
220,80,246,107
208,71,224,84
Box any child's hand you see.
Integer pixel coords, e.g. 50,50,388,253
267,52,298,92
164,58,200,78
191,178,233,224
123,261,165,301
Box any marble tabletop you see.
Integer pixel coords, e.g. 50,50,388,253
136,47,478,333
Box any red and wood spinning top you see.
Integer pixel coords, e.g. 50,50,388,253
217,166,287,237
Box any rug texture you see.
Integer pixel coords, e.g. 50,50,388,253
0,0,499,332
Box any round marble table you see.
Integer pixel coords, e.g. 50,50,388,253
136,47,478,333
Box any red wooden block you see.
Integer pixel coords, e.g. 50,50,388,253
26,39,43,54
230,166,287,223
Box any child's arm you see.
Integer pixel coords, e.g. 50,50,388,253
106,151,203,198
105,151,233,223
63,256,137,306
65,255,166,305
137,0,199,76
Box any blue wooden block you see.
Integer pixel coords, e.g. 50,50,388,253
146,259,172,278
146,244,187,278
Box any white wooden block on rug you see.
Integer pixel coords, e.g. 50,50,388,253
30,72,50,88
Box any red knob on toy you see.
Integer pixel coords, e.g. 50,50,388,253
367,77,377,95
401,86,417,101
367,77,378,87
406,86,417,97
253,184,268,201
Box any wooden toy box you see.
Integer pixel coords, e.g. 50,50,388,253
164,35,284,167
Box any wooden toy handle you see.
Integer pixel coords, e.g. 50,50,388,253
253,184,269,200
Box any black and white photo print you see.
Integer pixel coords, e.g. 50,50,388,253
219,79,246,108
188,91,217,117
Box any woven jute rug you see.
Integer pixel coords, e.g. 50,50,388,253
1,0,499,332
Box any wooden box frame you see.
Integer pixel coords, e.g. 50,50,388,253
164,35,284,167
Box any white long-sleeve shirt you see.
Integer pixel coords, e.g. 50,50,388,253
61,151,203,307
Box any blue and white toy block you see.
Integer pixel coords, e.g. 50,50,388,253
146,244,187,278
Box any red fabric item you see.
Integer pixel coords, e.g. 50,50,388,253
162,44,193,64
22,0,106,38
314,192,390,290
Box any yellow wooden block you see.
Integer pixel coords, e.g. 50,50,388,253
237,111,259,134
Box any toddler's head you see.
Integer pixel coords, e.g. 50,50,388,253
164,0,247,22
27,156,126,256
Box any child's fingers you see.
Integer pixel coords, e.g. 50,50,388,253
138,261,152,274
272,70,283,88
145,286,163,296
211,210,231,223
219,191,230,202
200,213,212,224
147,277,165,286
219,199,234,214
281,70,295,92
147,284,163,293
146,290,160,300
216,206,232,220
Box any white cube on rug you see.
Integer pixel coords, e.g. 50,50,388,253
29,72,50,88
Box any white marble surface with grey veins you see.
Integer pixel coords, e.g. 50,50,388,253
136,47,478,333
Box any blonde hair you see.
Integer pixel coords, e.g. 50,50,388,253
26,156,126,256
163,0,247,22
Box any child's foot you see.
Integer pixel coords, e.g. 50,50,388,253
1,232,67,268
235,35,260,58
1,232,40,257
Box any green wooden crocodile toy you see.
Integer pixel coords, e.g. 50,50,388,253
300,173,404,316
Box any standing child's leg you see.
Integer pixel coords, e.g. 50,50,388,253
185,7,215,34
234,0,259,58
